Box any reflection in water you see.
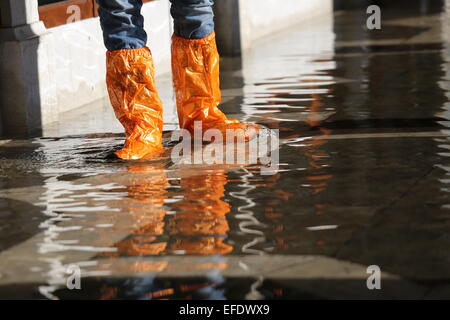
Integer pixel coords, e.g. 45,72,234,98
303,93,333,197
104,164,169,257
101,165,236,299
37,160,236,299
169,170,232,255
434,1,450,228
231,168,267,255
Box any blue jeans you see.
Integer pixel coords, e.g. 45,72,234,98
97,0,215,51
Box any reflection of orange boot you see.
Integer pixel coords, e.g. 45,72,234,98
171,32,259,142
168,171,233,255
104,163,169,257
171,237,233,255
106,47,164,160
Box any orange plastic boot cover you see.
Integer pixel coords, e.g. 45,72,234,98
171,32,259,142
106,47,164,160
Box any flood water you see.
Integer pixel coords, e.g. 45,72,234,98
1,2,450,299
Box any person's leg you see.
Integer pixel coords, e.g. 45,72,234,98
169,0,215,39
170,0,259,141
97,0,147,51
97,0,164,160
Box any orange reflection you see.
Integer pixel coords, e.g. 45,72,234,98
266,89,334,252
304,92,333,196
169,170,233,255
105,165,233,257
104,163,169,257
98,162,233,299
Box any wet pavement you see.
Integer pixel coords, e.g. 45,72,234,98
1,2,450,299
